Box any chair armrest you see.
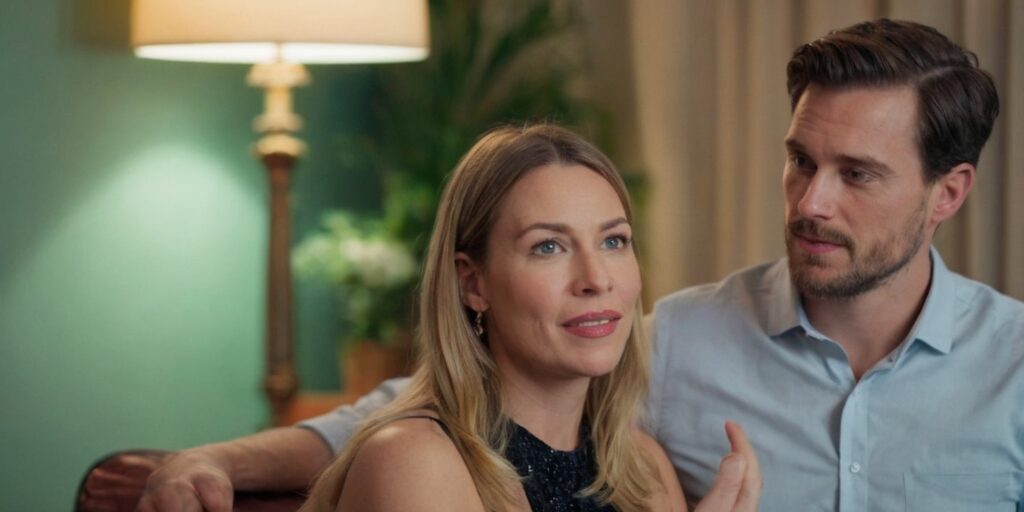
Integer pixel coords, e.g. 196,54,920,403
75,449,307,512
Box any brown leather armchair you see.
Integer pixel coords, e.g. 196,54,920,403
75,450,306,512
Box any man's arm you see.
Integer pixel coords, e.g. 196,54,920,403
135,427,329,512
135,377,409,511
298,377,408,454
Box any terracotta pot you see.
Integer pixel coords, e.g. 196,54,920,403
341,337,412,397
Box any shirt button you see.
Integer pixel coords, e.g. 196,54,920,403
850,463,861,474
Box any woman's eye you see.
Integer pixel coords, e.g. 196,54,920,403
532,240,563,255
603,235,630,250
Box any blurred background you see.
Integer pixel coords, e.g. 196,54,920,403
1,0,1020,509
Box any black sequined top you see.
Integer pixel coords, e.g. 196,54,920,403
503,421,615,512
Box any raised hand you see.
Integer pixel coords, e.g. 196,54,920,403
693,422,762,512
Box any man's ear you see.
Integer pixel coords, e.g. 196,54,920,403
455,252,489,313
929,163,975,225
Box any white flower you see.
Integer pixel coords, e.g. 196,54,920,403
339,238,417,288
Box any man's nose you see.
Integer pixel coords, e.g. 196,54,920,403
796,172,839,220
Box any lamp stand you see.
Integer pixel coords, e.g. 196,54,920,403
247,60,310,426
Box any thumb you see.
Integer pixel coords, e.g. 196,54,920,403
194,475,234,512
694,454,746,512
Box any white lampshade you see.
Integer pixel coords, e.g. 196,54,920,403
131,0,430,64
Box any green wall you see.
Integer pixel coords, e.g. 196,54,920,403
0,1,377,508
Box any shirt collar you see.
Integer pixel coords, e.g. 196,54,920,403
758,247,956,354
907,246,956,354
759,259,802,337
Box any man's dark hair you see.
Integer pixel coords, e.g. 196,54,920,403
787,18,999,182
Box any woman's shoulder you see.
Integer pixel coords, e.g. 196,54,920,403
337,410,485,512
360,410,456,462
631,429,687,512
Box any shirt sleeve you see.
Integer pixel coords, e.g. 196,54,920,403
296,376,411,454
641,311,662,437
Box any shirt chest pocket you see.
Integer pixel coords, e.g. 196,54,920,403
904,471,1022,512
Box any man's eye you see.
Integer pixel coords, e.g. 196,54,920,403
844,168,872,183
790,153,810,168
532,240,562,255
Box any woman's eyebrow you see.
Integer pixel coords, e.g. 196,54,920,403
516,217,629,240
516,222,569,239
600,217,629,231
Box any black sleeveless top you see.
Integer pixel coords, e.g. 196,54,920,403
503,421,615,512
403,415,613,512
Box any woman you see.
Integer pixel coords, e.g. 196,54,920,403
300,124,759,512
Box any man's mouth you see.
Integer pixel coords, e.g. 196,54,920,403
789,219,852,255
795,234,843,254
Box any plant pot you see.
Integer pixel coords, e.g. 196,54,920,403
341,337,413,397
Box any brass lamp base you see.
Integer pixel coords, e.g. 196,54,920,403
248,58,310,426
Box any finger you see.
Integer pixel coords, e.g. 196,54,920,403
693,453,746,512
145,484,205,512
134,496,156,512
110,454,163,472
194,475,234,512
85,468,145,493
724,421,752,456
724,421,762,512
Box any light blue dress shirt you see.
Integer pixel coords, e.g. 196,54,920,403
648,248,1024,511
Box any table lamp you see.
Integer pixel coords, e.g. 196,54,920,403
131,0,430,425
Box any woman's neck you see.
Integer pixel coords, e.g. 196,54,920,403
500,370,590,451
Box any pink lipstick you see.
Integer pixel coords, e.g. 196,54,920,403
562,310,622,338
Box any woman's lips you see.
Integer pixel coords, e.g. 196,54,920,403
563,311,622,338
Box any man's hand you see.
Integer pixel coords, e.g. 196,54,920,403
134,449,234,512
694,421,762,512
78,451,169,512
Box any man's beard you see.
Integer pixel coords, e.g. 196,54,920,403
785,202,927,300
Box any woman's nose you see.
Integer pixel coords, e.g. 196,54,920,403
572,250,612,296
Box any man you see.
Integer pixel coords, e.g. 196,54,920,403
646,18,1021,510
120,18,1021,511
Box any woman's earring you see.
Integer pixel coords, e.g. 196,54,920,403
473,311,485,337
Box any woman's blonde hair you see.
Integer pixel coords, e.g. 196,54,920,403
301,124,656,511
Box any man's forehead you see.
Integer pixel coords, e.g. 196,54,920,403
789,85,918,139
786,84,924,171
793,83,918,117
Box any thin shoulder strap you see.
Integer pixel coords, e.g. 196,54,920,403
396,414,453,439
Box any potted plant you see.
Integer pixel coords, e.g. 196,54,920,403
293,211,418,394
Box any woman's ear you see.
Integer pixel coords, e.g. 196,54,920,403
455,252,489,313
